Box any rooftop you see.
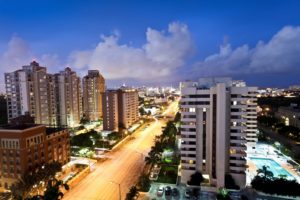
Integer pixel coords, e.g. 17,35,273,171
0,123,42,131
46,127,66,135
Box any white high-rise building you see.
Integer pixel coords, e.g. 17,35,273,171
55,67,82,127
5,61,57,125
180,77,257,188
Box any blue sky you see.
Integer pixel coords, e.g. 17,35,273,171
0,0,300,88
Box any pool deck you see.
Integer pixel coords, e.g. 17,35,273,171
246,143,300,185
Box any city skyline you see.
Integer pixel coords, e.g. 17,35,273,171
0,0,300,91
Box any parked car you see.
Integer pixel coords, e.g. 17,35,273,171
165,186,172,196
172,188,179,196
185,189,191,199
157,186,164,197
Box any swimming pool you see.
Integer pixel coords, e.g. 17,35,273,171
250,157,294,179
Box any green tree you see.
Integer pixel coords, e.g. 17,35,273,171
225,174,240,190
251,175,300,196
257,115,278,126
137,174,151,192
29,178,69,200
256,165,274,180
80,116,89,124
174,112,181,123
145,150,161,166
10,162,62,199
125,186,138,200
187,171,204,186
43,178,69,200
139,107,146,116
216,188,231,200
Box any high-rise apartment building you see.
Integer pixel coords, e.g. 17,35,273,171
102,87,139,131
55,68,82,127
180,77,257,188
5,61,57,126
0,123,70,191
102,90,119,131
117,87,139,129
82,70,105,121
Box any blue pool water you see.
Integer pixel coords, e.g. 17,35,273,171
250,157,294,179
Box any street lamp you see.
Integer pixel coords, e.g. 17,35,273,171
109,181,121,200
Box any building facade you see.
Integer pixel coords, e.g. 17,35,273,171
102,90,119,131
117,87,139,129
82,70,105,121
180,77,257,188
5,61,57,126
275,105,300,128
0,124,70,191
55,68,82,127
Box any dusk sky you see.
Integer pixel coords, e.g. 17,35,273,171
0,0,300,89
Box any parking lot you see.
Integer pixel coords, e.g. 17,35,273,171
146,183,217,200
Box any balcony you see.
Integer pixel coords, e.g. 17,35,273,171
181,135,196,139
230,158,246,165
181,124,196,129
180,150,196,154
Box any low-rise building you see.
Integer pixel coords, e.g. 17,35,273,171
275,104,300,128
0,123,70,191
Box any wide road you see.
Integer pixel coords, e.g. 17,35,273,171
63,101,178,200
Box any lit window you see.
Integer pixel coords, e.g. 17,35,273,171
189,108,195,112
230,149,236,154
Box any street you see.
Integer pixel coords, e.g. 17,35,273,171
63,101,178,200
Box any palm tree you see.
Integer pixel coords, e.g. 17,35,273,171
216,188,231,200
187,171,204,186
256,165,273,180
43,178,69,200
145,150,161,166
125,186,138,200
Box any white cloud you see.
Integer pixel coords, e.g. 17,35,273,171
2,24,300,90
193,26,300,76
0,36,60,91
69,22,195,81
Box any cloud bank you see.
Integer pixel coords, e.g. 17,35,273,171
1,23,300,90
69,22,195,81
193,26,300,76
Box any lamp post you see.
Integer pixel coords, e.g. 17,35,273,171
109,181,121,200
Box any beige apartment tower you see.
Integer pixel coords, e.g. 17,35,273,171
82,70,105,121
102,90,119,131
5,61,57,126
55,67,82,127
117,87,139,129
